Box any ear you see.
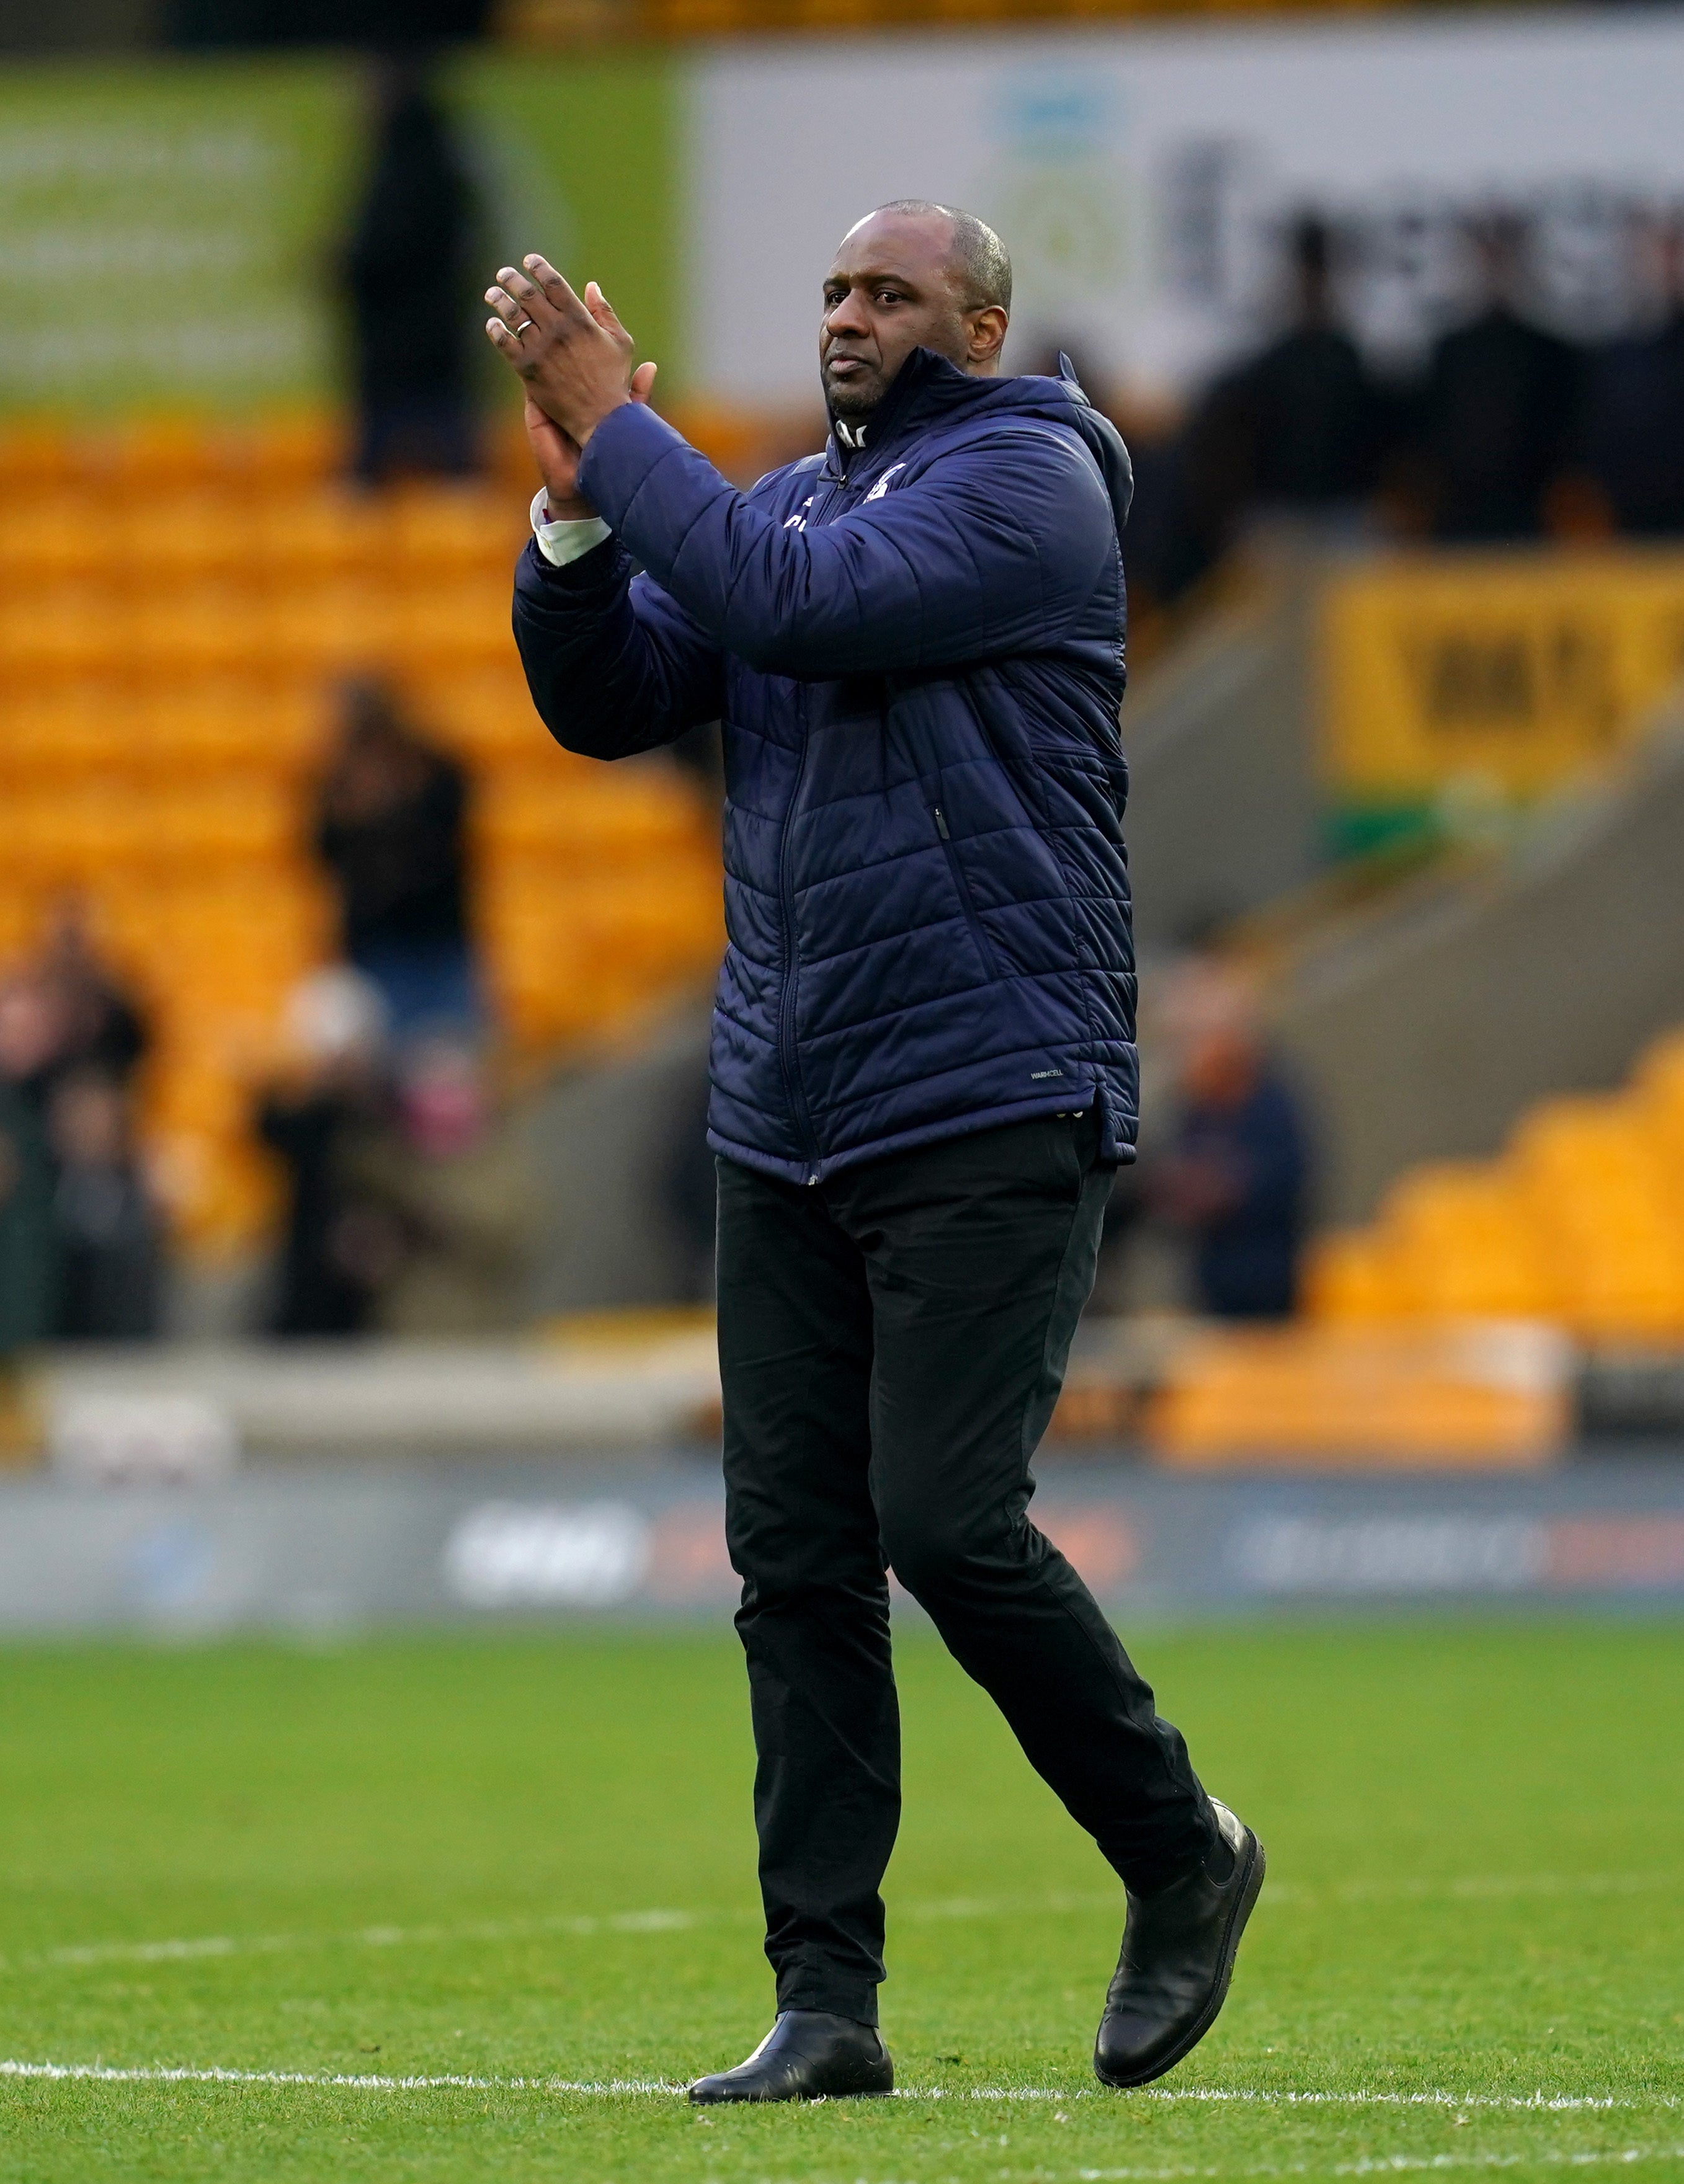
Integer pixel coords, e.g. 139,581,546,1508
966,304,1009,370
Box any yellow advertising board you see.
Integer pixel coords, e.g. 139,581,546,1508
1321,551,1684,807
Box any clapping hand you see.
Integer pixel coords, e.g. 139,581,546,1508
484,255,657,518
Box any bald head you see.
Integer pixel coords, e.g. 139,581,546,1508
820,203,1013,421
873,199,1012,313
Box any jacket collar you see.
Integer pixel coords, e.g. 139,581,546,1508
825,346,981,475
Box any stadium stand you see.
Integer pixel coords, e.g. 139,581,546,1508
0,416,724,1258
1307,1028,1684,1341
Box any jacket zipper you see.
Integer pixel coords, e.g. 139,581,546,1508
777,469,849,1184
777,714,819,1181
932,803,1000,978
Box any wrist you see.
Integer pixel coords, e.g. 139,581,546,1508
569,394,631,451
542,494,596,522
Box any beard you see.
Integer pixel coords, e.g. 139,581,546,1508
822,360,888,420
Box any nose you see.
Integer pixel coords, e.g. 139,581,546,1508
824,285,870,340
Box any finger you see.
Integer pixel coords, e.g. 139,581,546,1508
492,265,559,329
485,316,528,362
630,360,657,404
523,254,591,324
483,285,530,333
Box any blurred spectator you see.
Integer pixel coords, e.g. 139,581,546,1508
1417,212,1584,541
0,908,149,1118
35,893,149,1089
47,1071,163,1343
342,55,481,484
1150,963,1312,1320
341,1036,533,1334
0,1073,56,1356
0,972,75,1116
1215,215,1388,515
1130,216,1391,608
257,967,396,1338
1585,206,1684,537
313,680,481,1042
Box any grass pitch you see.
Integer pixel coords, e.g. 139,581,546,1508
0,1619,1680,2183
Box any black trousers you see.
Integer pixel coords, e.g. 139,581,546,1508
717,1110,1216,2025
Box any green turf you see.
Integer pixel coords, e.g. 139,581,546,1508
1,1620,1680,2182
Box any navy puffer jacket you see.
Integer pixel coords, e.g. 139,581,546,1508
513,346,1138,1186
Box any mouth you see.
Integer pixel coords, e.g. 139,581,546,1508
824,355,871,380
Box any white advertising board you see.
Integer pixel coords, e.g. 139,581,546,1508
688,9,1684,404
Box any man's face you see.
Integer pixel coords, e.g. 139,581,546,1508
819,211,999,420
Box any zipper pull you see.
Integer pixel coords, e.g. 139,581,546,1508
932,805,951,840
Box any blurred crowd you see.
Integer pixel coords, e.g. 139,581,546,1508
1120,203,1684,614
259,680,530,1343
0,904,159,1354
0,680,538,1355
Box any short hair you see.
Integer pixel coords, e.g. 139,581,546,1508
874,198,1012,313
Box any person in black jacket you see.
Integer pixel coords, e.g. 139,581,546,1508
1417,212,1584,541
257,967,398,1339
1586,206,1684,537
1218,215,1386,515
342,56,481,483
48,1072,163,1343
313,681,480,1041
485,202,1262,2105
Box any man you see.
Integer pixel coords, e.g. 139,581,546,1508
342,56,482,484
1152,960,1311,1320
1585,205,1684,538
486,201,1263,2102
1417,211,1583,542
1213,215,1386,519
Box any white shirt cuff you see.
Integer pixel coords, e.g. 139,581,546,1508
530,487,612,568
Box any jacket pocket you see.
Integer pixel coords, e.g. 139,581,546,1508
930,802,1002,980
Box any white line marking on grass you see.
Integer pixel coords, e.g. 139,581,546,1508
0,2060,679,2095
8,1871,1677,1984
962,2093,1677,2112
8,1906,716,1976
2,2061,1675,2116
1069,2145,1684,2180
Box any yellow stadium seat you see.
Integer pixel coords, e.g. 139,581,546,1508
386,485,524,579
0,604,131,686
92,419,227,499
0,507,106,593
259,493,383,583
0,423,76,493
119,497,254,592
221,414,347,494
130,590,261,683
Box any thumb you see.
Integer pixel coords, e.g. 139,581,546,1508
630,360,658,406
584,279,631,344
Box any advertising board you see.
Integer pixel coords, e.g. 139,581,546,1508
2,1460,1681,1633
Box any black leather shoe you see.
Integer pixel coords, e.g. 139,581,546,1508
688,2010,894,2103
1094,1796,1265,2090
